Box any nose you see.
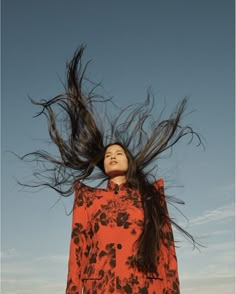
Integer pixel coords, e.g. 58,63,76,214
111,154,116,159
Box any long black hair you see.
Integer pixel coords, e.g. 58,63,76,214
20,45,202,273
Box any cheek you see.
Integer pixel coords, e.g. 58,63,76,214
103,159,108,171
124,158,129,170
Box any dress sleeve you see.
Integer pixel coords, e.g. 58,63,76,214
66,182,91,294
154,179,180,294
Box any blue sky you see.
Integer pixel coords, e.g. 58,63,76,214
1,1,235,293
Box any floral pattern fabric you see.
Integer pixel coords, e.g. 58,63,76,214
66,179,180,294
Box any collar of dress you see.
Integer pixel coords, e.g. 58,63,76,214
106,179,129,192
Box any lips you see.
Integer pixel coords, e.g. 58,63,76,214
110,161,118,165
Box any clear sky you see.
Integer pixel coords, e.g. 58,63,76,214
1,1,235,294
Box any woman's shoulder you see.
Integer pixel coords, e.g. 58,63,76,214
73,181,105,206
152,178,164,189
73,180,105,192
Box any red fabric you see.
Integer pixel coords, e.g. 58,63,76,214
66,179,180,294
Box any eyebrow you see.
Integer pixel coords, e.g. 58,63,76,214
105,149,124,154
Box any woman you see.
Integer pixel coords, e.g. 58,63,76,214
66,143,179,293
21,45,201,293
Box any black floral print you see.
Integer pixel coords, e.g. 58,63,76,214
66,179,180,294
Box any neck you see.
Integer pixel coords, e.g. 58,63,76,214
110,175,127,185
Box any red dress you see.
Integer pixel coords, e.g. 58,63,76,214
66,179,180,294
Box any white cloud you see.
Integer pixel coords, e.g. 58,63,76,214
177,239,235,263
177,238,235,294
35,254,68,263
2,254,68,276
189,202,235,226
1,255,67,294
1,280,66,294
181,276,235,294
220,183,235,193
1,248,18,258
200,229,233,236
2,261,38,275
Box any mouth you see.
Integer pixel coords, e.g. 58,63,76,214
110,161,118,165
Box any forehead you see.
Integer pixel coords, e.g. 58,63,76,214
105,144,125,153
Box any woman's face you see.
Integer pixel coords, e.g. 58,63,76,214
104,144,129,177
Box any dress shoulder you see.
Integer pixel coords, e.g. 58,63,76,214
153,178,164,189
73,181,104,207
73,180,97,191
